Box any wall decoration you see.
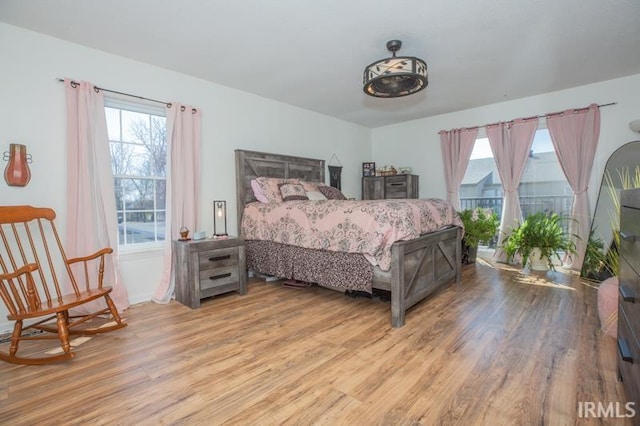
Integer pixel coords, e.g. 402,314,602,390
3,143,32,187
328,153,343,189
328,165,342,189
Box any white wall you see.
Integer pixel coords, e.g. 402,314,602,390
0,23,370,331
2,20,638,333
372,73,640,209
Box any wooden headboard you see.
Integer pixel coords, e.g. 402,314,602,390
235,149,325,233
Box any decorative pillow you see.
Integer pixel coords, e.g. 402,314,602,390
279,183,308,201
318,185,347,200
250,179,269,203
255,177,300,203
300,180,321,192
306,191,328,201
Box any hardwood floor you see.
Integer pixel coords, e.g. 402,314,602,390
0,259,631,425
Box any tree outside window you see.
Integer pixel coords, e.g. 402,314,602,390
106,103,167,248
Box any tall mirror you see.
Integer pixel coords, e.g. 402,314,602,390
582,140,640,281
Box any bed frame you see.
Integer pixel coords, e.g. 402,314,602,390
235,149,461,327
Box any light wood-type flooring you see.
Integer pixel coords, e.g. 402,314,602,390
0,259,631,425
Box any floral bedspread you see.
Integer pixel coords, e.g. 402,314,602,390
241,198,463,271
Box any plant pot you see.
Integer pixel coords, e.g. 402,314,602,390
529,247,549,271
462,242,478,264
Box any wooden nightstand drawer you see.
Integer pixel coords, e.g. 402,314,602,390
200,265,241,298
173,237,247,309
620,301,640,351
618,307,640,404
199,247,240,270
385,175,408,186
621,205,640,276
620,257,640,308
385,179,408,198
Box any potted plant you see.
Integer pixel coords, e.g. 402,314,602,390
581,227,616,281
458,207,500,264
502,211,578,271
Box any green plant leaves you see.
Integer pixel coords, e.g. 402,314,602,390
502,211,578,270
458,208,499,248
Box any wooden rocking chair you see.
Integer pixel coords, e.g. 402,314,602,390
0,205,127,364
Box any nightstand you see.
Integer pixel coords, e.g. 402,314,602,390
173,237,247,308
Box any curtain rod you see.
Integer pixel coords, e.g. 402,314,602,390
453,102,617,132
57,78,197,113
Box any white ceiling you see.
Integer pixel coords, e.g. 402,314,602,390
1,0,640,128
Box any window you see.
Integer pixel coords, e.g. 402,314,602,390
105,99,167,249
518,129,573,218
461,127,572,244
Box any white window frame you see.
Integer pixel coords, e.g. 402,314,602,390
105,96,167,252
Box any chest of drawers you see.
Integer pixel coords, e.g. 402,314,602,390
618,188,640,407
362,174,419,200
173,237,247,308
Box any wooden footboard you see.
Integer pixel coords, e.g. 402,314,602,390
373,226,461,328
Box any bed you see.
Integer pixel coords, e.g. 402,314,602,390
235,149,462,328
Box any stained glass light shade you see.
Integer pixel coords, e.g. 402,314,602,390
363,40,428,98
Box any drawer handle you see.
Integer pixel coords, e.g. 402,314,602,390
388,183,404,186
209,255,231,262
620,231,637,242
620,284,636,303
209,273,232,281
618,338,634,363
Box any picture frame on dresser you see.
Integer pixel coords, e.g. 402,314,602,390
362,162,375,177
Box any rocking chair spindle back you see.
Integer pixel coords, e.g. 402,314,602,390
0,205,126,365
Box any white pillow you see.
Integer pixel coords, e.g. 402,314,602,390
306,191,327,201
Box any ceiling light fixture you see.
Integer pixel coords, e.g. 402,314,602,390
363,40,428,98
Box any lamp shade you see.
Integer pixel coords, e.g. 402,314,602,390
213,200,227,236
363,40,428,98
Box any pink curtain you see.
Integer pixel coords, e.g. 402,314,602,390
440,128,479,210
153,103,201,303
547,104,600,270
487,118,539,261
65,79,129,312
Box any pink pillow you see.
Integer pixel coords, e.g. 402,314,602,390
255,177,301,203
250,179,269,203
597,277,618,338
